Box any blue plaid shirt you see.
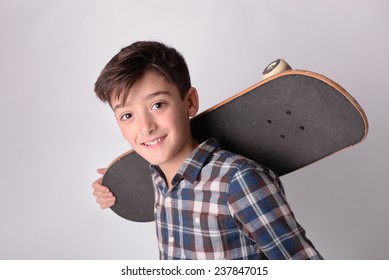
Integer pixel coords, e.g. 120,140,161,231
150,138,323,260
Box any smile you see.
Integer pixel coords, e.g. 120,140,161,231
142,136,166,147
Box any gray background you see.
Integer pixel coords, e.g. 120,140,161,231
1,0,388,259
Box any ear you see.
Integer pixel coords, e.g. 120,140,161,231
186,87,199,117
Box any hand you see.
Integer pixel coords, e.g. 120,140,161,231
92,168,116,209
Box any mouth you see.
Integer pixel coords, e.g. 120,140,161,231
142,136,166,147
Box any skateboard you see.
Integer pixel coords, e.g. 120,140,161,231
102,59,368,222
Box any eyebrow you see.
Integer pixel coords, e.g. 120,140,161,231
113,91,171,112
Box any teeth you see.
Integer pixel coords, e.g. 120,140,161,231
144,137,164,146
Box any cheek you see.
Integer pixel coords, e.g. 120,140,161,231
173,113,191,136
118,123,134,143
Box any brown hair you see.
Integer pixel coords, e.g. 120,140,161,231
94,41,191,106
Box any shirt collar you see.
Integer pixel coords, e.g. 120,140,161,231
150,138,220,186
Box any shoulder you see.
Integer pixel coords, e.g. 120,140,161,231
210,148,279,183
210,148,284,201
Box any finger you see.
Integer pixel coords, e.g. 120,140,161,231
92,183,108,193
100,201,115,209
92,178,109,192
93,189,114,198
96,196,114,204
97,196,116,209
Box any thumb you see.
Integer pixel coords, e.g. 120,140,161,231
97,168,107,175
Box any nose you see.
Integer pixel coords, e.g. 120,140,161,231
138,113,156,136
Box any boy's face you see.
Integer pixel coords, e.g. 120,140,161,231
111,71,199,171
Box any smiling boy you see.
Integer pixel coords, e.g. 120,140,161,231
112,71,199,186
92,41,323,260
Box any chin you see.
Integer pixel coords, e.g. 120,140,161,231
141,154,167,166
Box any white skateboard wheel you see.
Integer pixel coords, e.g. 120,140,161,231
262,59,292,80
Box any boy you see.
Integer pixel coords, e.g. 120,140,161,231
92,41,323,260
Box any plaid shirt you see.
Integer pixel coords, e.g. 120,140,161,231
150,139,322,260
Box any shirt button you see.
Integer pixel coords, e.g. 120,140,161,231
195,217,200,224
168,236,175,243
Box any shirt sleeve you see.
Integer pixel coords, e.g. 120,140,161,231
227,163,323,260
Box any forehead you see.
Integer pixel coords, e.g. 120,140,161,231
110,71,179,110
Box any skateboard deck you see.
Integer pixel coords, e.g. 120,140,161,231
102,61,368,222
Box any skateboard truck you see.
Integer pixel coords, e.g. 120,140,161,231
262,59,292,80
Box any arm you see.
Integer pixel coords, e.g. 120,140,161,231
228,164,323,260
92,168,116,209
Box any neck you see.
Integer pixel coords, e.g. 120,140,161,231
160,138,199,189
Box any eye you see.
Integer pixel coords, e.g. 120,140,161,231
120,113,133,121
151,102,165,110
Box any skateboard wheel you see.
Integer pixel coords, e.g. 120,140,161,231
262,59,292,80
